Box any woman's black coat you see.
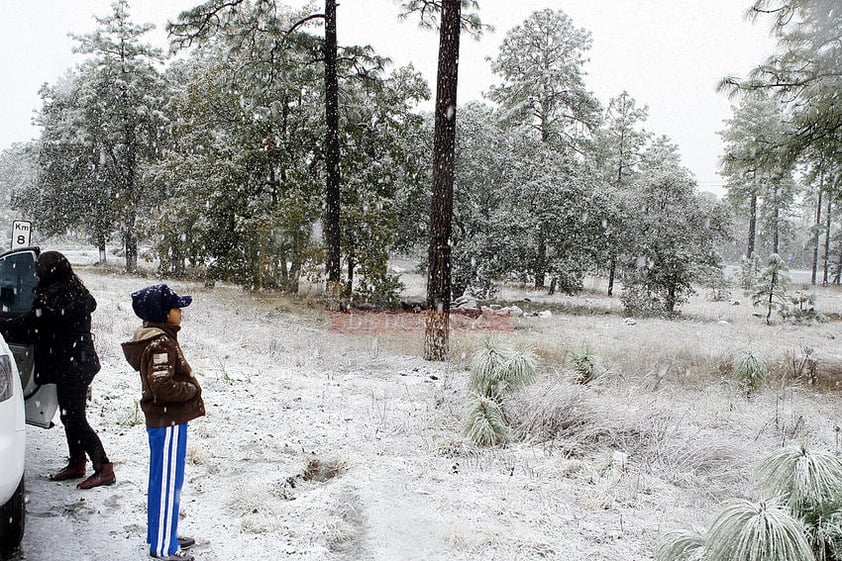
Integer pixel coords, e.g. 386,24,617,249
3,267,101,386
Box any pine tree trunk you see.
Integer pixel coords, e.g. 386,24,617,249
324,0,342,309
811,174,823,285
823,197,832,285
772,184,781,256
767,269,776,325
124,223,138,273
747,192,757,259
346,252,355,299
424,0,461,362
534,231,546,289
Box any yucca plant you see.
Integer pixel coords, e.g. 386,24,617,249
464,396,509,447
758,443,842,516
568,347,597,384
704,499,814,561
655,527,706,561
468,338,536,398
757,443,842,560
734,351,767,396
464,339,536,446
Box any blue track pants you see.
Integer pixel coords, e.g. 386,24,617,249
147,424,188,557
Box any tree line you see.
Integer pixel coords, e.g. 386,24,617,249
0,0,839,321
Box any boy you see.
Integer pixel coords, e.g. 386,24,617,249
122,284,205,561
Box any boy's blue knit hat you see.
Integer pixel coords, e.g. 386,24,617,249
131,284,192,323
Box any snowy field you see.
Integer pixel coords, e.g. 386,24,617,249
5,251,842,561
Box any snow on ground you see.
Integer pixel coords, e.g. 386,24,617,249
5,254,842,561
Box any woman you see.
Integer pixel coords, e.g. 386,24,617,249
2,250,114,489
122,283,204,561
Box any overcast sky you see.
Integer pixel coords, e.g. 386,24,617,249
1,0,777,195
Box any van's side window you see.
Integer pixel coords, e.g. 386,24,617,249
0,251,37,316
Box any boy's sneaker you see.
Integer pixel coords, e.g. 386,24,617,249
149,550,194,561
178,536,196,549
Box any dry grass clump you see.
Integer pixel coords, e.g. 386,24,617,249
655,438,753,498
505,381,595,443
505,381,660,458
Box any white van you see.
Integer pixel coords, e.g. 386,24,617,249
0,246,59,553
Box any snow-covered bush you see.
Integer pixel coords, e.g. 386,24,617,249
734,351,767,396
658,443,842,561
621,281,671,318
568,347,598,384
758,443,842,560
463,338,536,446
751,253,790,324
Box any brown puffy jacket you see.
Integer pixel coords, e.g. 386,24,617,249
122,323,205,428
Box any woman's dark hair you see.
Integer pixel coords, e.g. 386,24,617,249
36,251,74,286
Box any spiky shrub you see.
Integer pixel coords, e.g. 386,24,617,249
704,499,814,561
658,444,842,561
655,527,705,561
468,339,536,399
734,352,767,396
464,396,509,447
568,347,597,384
758,443,842,515
757,443,842,559
464,339,536,446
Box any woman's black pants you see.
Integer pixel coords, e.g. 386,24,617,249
56,382,109,467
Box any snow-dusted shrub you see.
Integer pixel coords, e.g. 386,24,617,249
468,339,536,399
781,291,828,324
621,281,670,318
740,253,762,291
751,253,790,324
757,443,842,560
704,499,813,561
734,351,767,396
659,501,813,561
658,444,842,561
568,347,598,384
463,396,509,447
758,443,842,515
463,339,536,446
655,526,705,561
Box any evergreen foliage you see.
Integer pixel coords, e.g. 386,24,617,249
464,339,536,446
568,347,597,384
5,1,839,309
734,352,767,397
740,253,762,291
751,253,790,324
704,499,814,561
621,149,729,316
757,443,842,518
463,396,509,447
659,443,842,561
655,527,705,561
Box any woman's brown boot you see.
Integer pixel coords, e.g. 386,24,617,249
77,462,116,489
49,459,87,481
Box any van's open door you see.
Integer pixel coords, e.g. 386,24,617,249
0,247,58,428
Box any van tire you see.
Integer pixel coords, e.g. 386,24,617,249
0,475,25,553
